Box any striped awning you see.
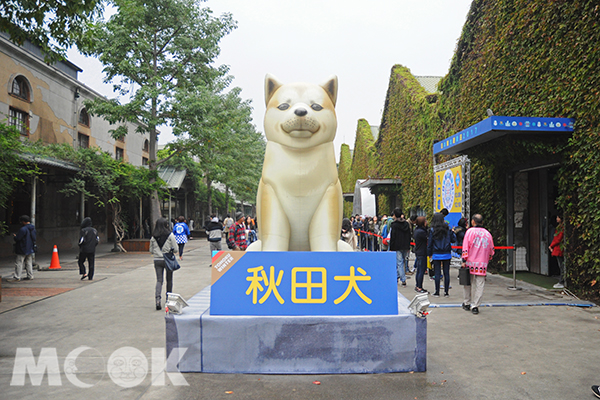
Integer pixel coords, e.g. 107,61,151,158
157,166,187,189
19,153,80,172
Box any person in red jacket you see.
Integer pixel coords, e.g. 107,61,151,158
549,214,565,289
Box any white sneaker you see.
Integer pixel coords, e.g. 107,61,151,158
553,282,564,289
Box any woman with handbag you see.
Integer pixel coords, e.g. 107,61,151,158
150,218,179,310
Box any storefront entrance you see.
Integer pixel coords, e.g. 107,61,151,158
433,115,573,276
509,166,559,275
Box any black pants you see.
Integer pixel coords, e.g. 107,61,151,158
178,243,185,258
78,252,95,279
432,259,450,295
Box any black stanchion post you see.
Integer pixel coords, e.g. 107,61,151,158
508,243,522,291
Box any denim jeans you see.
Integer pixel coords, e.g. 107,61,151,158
396,250,409,283
415,255,427,289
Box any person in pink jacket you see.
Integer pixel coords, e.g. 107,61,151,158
461,214,495,315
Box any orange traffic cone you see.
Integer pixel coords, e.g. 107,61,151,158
49,245,62,270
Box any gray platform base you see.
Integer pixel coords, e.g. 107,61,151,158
166,286,426,374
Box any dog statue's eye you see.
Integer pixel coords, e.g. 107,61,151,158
311,104,323,111
277,103,290,111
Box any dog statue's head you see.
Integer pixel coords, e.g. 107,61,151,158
264,74,338,149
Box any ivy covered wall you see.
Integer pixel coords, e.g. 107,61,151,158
436,0,600,299
339,66,443,217
376,65,442,215
338,143,353,193
350,118,378,185
338,143,354,218
337,0,600,299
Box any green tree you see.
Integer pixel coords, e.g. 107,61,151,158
0,123,39,233
225,124,265,213
171,85,264,215
82,0,236,224
0,0,103,61
60,147,161,251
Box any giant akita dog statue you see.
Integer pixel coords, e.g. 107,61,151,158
247,74,353,252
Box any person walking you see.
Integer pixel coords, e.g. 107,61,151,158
427,213,456,297
206,215,224,253
461,213,495,315
413,216,428,293
78,217,99,280
9,215,36,282
227,212,248,251
150,217,179,310
549,213,565,289
172,216,190,261
389,208,412,287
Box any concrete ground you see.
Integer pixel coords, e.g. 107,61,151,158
0,240,599,399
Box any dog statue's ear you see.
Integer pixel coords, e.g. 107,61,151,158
320,76,338,107
265,74,283,106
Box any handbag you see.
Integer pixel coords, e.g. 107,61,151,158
163,249,180,271
459,267,471,286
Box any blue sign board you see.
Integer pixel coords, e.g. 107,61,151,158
433,116,575,155
210,251,398,316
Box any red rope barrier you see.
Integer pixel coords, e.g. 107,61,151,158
354,229,514,250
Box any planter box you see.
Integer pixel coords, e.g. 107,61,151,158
121,239,150,252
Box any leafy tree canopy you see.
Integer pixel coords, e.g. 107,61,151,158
0,123,40,233
0,0,103,61
82,0,236,157
170,84,265,212
81,0,236,223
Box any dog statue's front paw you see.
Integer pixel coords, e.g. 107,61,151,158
246,240,262,252
337,240,354,252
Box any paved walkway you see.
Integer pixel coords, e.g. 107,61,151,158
0,242,598,399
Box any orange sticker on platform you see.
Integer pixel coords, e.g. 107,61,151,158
211,251,246,285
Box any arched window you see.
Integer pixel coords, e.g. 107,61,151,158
143,139,149,152
78,108,90,127
11,76,30,101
